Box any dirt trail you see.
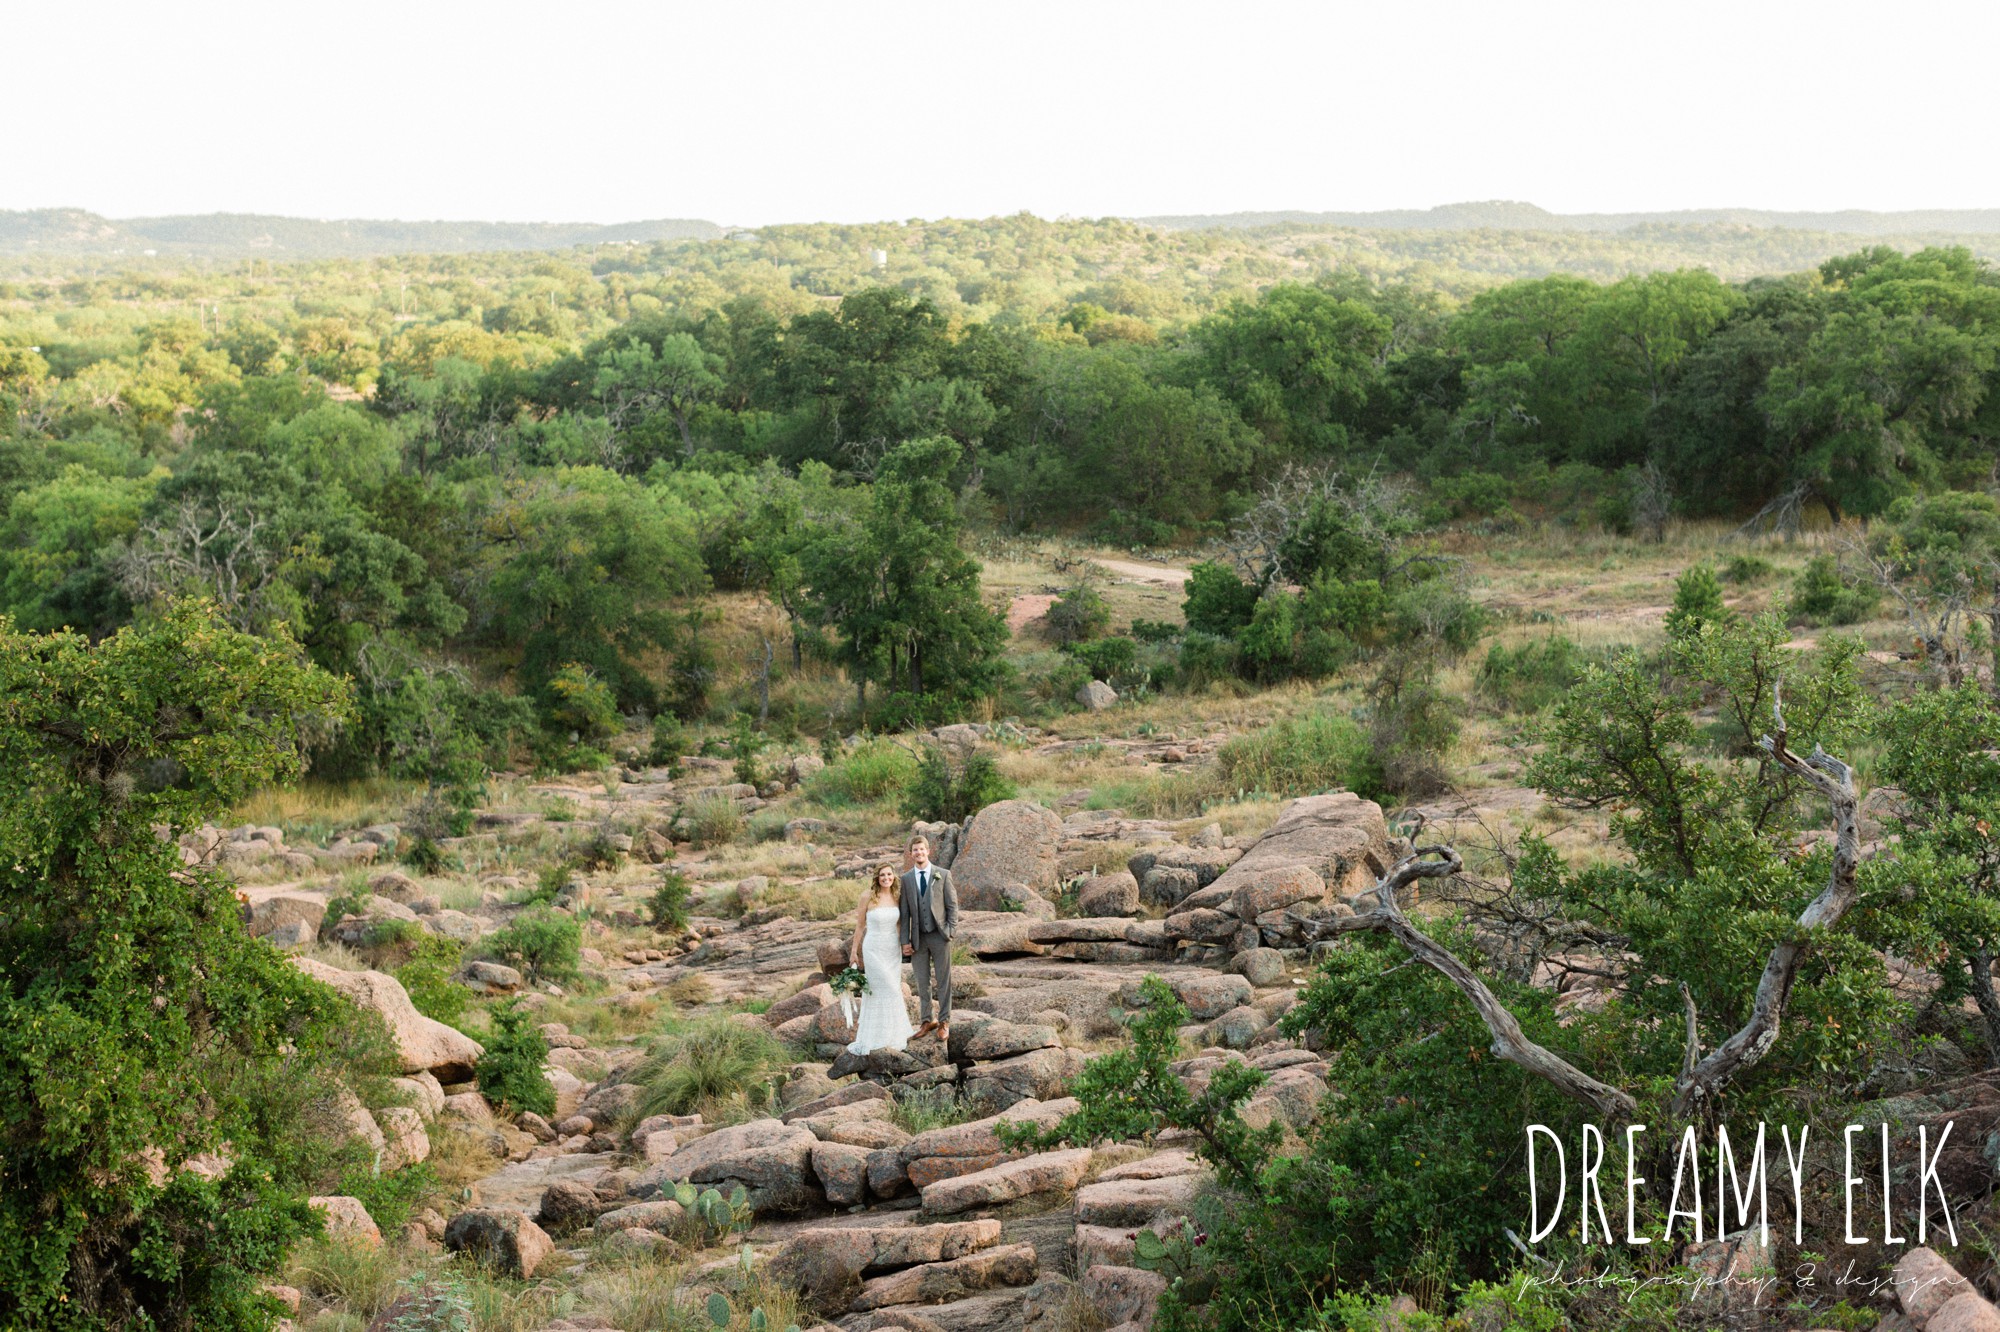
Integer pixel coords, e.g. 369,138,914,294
1093,557,1190,586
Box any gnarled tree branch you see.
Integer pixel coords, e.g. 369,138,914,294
1293,843,1640,1119
1668,689,1860,1118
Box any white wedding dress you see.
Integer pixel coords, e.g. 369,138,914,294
847,906,914,1055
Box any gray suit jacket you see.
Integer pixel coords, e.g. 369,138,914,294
899,865,958,946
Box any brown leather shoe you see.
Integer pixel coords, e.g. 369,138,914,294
914,1020,938,1038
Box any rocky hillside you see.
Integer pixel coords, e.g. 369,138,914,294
212,722,1412,1332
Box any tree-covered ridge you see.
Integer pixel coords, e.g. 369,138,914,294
2,217,1999,782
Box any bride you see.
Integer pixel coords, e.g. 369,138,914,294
845,864,914,1055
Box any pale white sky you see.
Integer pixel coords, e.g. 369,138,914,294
8,0,1995,225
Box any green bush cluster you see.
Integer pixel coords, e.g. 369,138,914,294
807,738,917,806
1044,583,1111,645
1662,563,1728,640
899,743,1017,823
0,603,373,1326
1215,713,1378,801
394,935,471,1027
1063,635,1140,683
483,907,581,983
476,1001,554,1117
1476,635,1600,714
1790,553,1880,626
649,868,694,932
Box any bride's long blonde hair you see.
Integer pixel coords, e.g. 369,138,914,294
870,863,901,902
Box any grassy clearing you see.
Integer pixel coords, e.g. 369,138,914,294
231,777,418,843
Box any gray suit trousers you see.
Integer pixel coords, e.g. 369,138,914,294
910,926,952,1023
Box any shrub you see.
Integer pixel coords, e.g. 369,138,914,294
477,1001,555,1117
484,907,581,983
649,868,693,932
1663,563,1728,640
1367,675,1458,798
729,715,766,786
395,935,470,1028
648,713,687,771
1045,583,1111,645
1476,636,1597,714
1216,713,1374,799
325,885,373,929
1722,553,1775,584
807,738,916,806
1064,635,1139,682
1791,553,1880,626
575,824,624,871
1038,656,1093,706
401,833,450,876
900,743,1018,823
530,860,575,904
679,794,745,848
337,1158,438,1236
1183,561,1259,637
634,1017,789,1118
542,662,620,745
1430,470,1515,519
1130,618,1180,643
1177,631,1240,689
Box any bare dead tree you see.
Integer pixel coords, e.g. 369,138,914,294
1220,462,1422,586
115,498,279,631
1630,460,1673,543
1734,480,1811,542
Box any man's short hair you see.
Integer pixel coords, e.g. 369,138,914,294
908,834,930,849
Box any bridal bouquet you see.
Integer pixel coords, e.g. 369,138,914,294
830,966,869,1025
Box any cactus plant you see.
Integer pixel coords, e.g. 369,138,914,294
703,1292,798,1332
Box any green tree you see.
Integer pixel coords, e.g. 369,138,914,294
769,288,956,466
0,464,154,634
1762,248,2000,519
800,436,1006,716
0,600,358,1328
483,466,708,707
1558,269,1742,467
1662,563,1728,641
1650,277,1827,516
1193,283,1390,455
1449,275,1600,464
592,331,724,462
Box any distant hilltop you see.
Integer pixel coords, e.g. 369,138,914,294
1137,200,2000,234
8,202,2000,262
0,209,725,257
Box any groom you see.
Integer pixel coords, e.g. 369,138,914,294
899,834,958,1041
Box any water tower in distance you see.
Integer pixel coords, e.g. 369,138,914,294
870,248,888,269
